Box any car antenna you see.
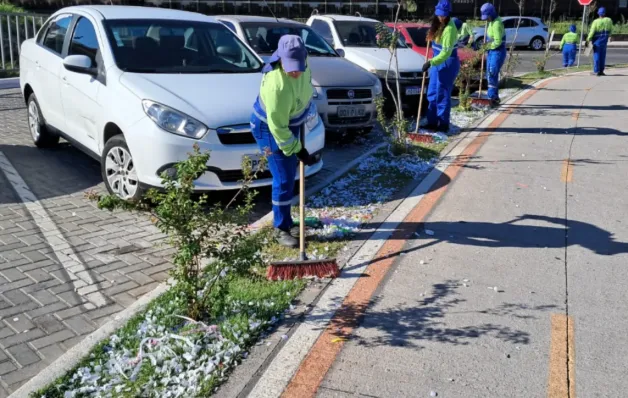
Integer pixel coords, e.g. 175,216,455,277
262,0,280,23
311,8,319,16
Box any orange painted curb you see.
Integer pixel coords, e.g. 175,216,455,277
282,79,557,398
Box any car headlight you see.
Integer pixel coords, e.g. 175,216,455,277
312,85,323,99
305,102,321,132
142,100,208,139
370,69,396,80
373,78,383,96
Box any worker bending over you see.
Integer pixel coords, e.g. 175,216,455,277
251,35,317,248
560,25,578,68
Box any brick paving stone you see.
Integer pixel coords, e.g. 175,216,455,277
0,361,17,376
2,289,31,306
63,315,97,335
3,315,35,333
32,314,66,334
26,302,69,319
7,344,40,367
30,330,76,350
0,268,27,283
0,329,46,348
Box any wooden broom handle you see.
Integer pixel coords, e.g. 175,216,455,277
415,40,431,134
478,21,488,98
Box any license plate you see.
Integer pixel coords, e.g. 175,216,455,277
243,153,263,170
405,86,421,96
337,105,366,118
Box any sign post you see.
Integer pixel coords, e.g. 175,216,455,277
577,0,592,66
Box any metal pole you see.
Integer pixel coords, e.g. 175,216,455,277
577,5,586,67
24,16,28,39
7,16,13,69
15,16,20,55
0,16,5,70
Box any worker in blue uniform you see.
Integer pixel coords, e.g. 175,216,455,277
481,3,506,106
420,0,460,132
587,7,614,76
560,25,578,68
251,35,317,248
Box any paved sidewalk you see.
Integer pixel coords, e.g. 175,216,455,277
240,69,628,398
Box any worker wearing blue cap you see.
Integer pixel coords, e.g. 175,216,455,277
560,25,578,68
420,0,460,132
251,35,317,247
587,7,614,76
480,2,506,106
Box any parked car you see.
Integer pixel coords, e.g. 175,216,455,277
307,14,427,116
389,22,484,90
19,6,325,200
473,17,548,51
217,15,381,136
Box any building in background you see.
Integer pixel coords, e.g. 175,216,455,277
6,0,627,20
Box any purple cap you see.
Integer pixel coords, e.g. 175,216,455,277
277,35,307,73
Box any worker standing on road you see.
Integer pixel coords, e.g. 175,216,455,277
480,3,506,106
560,25,578,68
420,0,460,133
251,35,317,248
456,17,475,48
587,7,613,76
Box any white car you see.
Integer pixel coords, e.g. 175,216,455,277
19,6,325,200
473,17,548,51
306,14,426,115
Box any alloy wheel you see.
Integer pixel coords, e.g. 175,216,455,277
105,146,139,199
532,39,543,50
28,101,40,141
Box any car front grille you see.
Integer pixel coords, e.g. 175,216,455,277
326,88,371,100
399,71,422,80
207,167,273,182
216,124,256,145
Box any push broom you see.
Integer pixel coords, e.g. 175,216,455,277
266,126,339,281
471,21,492,108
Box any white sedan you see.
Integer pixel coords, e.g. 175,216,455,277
19,5,325,200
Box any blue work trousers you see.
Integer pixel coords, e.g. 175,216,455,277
562,43,577,67
592,36,608,74
250,113,299,231
426,56,460,130
487,46,506,101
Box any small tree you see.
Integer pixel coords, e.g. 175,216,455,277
88,145,267,320
456,52,483,111
374,0,417,155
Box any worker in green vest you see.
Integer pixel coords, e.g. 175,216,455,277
560,25,578,67
587,7,614,76
457,18,475,48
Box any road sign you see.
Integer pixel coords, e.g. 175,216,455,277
578,0,593,5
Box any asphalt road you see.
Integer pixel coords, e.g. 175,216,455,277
513,48,628,74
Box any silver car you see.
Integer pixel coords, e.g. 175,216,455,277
217,16,382,136
473,17,549,51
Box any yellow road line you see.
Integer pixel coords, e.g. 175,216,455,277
561,160,573,183
548,314,576,398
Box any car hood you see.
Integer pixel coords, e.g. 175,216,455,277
258,55,377,87
119,72,262,129
343,47,425,72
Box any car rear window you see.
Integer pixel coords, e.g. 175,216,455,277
240,22,337,57
104,19,262,74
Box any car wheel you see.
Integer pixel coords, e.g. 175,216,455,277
474,38,484,50
530,36,545,51
101,135,144,201
27,93,59,148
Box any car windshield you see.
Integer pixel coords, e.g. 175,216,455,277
406,27,428,47
334,21,406,48
240,22,337,57
104,19,263,73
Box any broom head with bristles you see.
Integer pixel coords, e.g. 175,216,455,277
267,258,339,280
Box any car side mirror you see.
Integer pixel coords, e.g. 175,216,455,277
335,48,345,57
407,42,413,48
63,55,96,76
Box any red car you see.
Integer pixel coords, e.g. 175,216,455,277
386,22,476,64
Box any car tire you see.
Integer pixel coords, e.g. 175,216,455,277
474,38,484,50
101,134,144,201
530,36,545,51
27,93,59,148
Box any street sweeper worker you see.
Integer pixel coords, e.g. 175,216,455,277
481,2,506,106
420,0,460,133
251,35,317,248
560,25,578,68
587,7,613,76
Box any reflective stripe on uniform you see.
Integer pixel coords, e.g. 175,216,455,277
255,95,311,126
272,199,294,206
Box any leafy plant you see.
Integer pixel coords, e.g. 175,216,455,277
456,51,482,112
88,144,267,320
533,51,552,73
